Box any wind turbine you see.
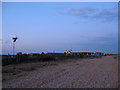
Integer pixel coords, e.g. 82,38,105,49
12,36,18,56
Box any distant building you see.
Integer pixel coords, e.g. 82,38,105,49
64,49,72,55
64,51,104,56
72,52,88,56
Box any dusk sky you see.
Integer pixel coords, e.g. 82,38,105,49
2,2,118,55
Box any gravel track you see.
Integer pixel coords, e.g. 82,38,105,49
3,56,118,88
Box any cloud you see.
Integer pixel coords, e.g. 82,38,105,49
92,8,117,22
69,7,98,15
60,7,98,18
57,6,117,22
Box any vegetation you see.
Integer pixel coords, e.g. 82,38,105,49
113,56,117,59
2,54,103,66
19,67,36,71
3,69,15,73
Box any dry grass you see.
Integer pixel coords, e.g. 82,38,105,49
19,67,36,71
113,56,117,59
2,69,15,73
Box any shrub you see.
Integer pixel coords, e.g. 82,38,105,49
39,55,55,61
19,67,36,71
2,69,15,73
113,56,117,59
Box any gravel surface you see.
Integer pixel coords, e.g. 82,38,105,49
2,56,118,88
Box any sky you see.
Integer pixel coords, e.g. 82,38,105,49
2,2,118,55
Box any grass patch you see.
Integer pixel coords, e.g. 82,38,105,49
12,73,16,75
2,69,15,73
76,63,79,65
50,64,58,66
19,67,36,71
113,56,117,59
42,64,47,67
60,69,66,72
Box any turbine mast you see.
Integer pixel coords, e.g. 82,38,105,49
12,36,18,56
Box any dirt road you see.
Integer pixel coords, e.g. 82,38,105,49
3,56,118,88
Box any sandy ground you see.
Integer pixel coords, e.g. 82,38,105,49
2,56,118,88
